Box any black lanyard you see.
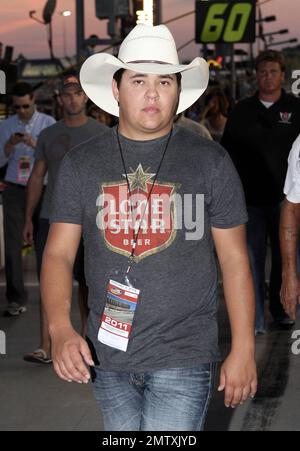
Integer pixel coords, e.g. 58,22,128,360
116,126,173,274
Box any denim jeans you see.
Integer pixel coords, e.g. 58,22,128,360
247,205,286,331
92,363,217,431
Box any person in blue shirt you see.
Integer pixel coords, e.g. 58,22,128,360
0,82,55,316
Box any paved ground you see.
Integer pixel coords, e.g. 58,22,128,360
0,256,299,431
206,301,300,431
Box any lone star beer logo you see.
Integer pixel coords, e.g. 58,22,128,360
97,165,177,262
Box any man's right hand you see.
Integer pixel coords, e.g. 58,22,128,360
4,134,24,157
51,327,95,384
10,133,25,146
23,219,34,245
280,273,300,320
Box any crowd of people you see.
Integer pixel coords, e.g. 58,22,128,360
0,23,299,431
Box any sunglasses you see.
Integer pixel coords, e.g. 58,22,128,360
13,104,31,110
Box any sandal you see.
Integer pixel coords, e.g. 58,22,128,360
23,348,52,364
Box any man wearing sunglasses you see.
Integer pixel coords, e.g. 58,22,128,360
0,82,55,317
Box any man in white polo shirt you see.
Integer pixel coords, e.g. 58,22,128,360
280,134,300,320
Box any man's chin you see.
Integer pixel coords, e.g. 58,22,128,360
141,123,164,133
262,86,279,94
67,110,84,116
141,117,166,129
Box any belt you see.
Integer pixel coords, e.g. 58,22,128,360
5,182,26,189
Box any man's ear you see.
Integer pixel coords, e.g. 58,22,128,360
112,79,119,104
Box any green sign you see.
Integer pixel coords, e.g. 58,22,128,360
196,0,256,43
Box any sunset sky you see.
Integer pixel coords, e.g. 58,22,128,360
0,0,299,61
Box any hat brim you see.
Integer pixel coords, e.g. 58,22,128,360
80,53,209,117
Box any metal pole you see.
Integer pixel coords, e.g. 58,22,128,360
76,0,85,65
249,43,254,72
230,44,236,101
155,0,162,25
63,17,66,57
48,22,55,60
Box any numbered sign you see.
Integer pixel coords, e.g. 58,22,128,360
196,0,256,43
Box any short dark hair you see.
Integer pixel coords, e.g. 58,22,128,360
113,69,182,89
11,82,34,98
255,50,286,72
204,88,229,117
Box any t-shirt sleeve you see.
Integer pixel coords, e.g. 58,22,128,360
208,150,248,228
284,135,300,204
49,154,83,225
47,116,56,127
34,132,47,162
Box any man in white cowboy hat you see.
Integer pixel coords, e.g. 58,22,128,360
41,24,257,431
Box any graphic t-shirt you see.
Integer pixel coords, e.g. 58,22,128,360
35,118,106,219
50,126,248,372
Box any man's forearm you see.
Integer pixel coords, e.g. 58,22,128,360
41,223,82,336
41,252,74,335
4,140,14,158
221,259,255,354
280,199,300,276
25,173,44,221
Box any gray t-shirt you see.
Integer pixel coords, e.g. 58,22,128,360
50,126,248,372
35,118,106,219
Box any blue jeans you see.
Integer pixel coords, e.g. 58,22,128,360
247,205,286,331
92,363,217,431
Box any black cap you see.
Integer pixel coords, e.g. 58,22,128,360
59,74,81,93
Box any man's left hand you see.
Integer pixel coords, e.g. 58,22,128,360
22,134,37,149
280,273,300,320
218,352,257,408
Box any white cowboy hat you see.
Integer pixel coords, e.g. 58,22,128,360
80,24,209,117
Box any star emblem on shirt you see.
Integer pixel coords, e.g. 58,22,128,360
123,164,156,192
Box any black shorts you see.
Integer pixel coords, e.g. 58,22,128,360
35,218,86,285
